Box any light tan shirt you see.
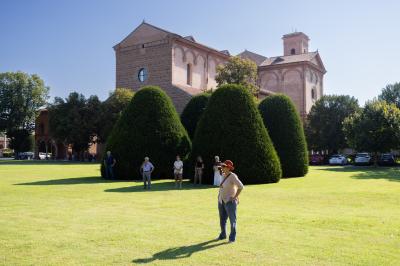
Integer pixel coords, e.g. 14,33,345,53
218,172,244,203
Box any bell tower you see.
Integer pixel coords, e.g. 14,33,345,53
283,32,309,56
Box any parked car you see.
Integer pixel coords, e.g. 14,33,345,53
329,154,347,165
309,154,324,165
17,152,34,160
38,152,51,160
378,153,396,166
354,153,372,165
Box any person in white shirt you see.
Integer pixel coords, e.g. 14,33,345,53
213,156,223,186
140,156,154,190
173,155,184,189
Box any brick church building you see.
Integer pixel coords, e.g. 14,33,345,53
34,22,326,160
114,22,326,117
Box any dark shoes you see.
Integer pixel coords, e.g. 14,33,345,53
218,234,226,240
218,233,236,242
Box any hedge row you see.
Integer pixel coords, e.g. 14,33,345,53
101,85,308,183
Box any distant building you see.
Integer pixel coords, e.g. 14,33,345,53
34,110,100,160
115,22,326,117
0,134,10,157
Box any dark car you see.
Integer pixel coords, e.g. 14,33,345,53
378,153,396,166
17,152,34,160
310,154,324,165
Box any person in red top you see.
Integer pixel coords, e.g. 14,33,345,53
217,160,244,243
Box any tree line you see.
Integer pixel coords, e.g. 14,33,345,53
305,82,400,157
0,71,134,157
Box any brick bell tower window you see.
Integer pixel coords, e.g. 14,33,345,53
138,68,148,82
186,64,192,86
311,87,316,100
291,48,296,55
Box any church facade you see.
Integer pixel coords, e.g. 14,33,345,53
114,22,326,116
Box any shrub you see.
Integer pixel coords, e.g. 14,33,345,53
258,94,308,177
190,84,281,184
101,86,191,179
180,93,211,139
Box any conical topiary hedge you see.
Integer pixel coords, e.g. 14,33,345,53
101,86,191,179
180,93,211,139
190,84,282,184
258,94,308,178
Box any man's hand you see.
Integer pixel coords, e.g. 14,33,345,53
230,196,238,203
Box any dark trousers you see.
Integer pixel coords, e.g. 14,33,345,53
143,171,151,188
218,200,237,241
105,165,114,179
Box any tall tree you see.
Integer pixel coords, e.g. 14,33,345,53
378,82,400,108
305,95,360,153
0,72,49,154
48,92,101,159
215,56,259,94
259,94,308,178
190,84,281,184
180,93,211,139
343,100,400,164
97,88,134,143
101,86,191,179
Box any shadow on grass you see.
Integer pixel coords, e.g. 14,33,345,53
0,160,98,166
132,239,227,263
105,180,214,193
14,176,122,185
316,166,400,182
14,177,215,190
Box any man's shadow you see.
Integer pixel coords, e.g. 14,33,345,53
132,239,228,264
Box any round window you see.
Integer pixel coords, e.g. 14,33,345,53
138,68,148,82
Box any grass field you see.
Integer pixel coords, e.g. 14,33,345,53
0,161,399,265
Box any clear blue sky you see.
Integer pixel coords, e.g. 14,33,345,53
1,0,399,105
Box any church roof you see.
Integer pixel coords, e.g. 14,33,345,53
114,22,230,58
282,32,310,40
183,35,196,42
237,50,267,65
260,51,326,73
260,51,317,66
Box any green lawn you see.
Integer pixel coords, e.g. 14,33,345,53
0,161,399,265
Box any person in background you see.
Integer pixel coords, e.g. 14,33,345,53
140,157,154,190
173,155,184,189
194,156,204,185
104,151,116,179
213,156,222,186
217,160,244,243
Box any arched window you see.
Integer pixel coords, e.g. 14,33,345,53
311,88,316,100
291,48,296,55
138,68,148,82
186,64,192,86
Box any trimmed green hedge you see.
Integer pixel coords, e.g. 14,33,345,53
101,86,191,179
258,94,308,178
180,93,211,139
190,84,282,184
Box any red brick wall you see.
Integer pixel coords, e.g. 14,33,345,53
115,38,193,113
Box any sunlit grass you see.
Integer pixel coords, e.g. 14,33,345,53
0,161,399,265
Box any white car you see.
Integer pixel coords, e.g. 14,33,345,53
354,153,372,165
38,152,51,160
329,154,347,165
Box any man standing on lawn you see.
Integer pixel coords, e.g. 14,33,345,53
217,160,244,243
104,151,116,179
140,157,154,190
